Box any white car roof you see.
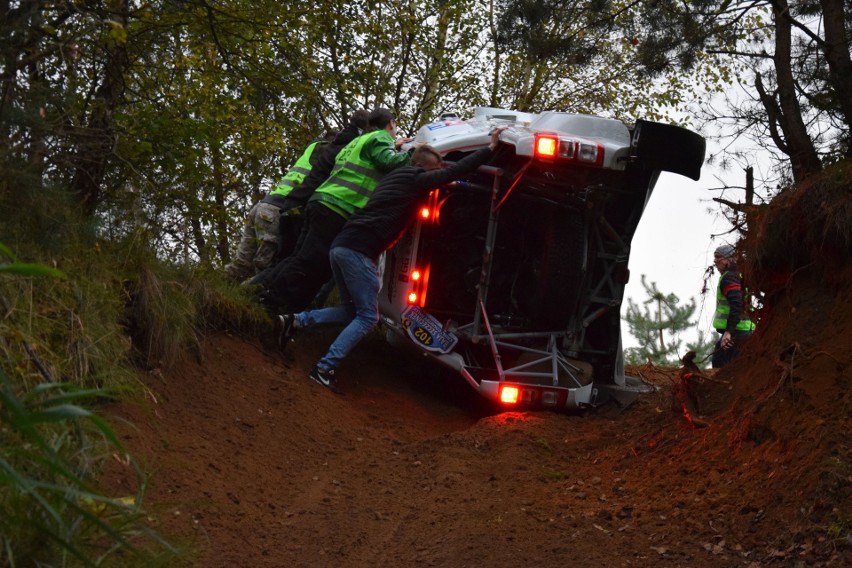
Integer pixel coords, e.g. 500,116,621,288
412,107,631,170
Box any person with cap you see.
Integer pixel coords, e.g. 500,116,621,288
711,243,756,368
278,128,505,394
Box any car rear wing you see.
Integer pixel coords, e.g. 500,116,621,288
630,120,706,181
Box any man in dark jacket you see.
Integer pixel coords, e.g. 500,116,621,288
711,243,756,368
280,127,504,393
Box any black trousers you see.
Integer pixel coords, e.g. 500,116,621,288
711,330,753,369
256,201,346,313
271,209,304,265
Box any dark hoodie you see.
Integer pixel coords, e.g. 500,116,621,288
332,147,494,261
717,265,747,333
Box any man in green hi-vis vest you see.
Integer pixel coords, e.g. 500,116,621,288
257,108,412,314
711,243,756,368
225,131,336,282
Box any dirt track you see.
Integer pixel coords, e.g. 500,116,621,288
105,292,849,568
101,157,851,567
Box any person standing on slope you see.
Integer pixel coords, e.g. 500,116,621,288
225,132,336,282
711,243,756,368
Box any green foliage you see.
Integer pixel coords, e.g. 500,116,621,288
123,256,269,369
0,369,175,567
632,0,851,184
488,0,724,121
1,0,719,270
0,251,176,566
0,244,64,279
623,275,712,367
0,233,266,564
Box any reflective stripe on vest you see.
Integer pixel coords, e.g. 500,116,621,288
713,271,756,332
314,130,390,215
269,141,323,197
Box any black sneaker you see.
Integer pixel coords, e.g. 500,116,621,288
309,365,342,394
277,314,297,348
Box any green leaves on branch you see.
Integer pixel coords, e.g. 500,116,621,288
1,0,733,267
623,275,712,367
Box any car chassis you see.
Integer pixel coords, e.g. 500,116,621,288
380,108,706,411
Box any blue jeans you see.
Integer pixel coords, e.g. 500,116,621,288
295,247,380,371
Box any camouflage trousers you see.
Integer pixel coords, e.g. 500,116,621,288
224,201,281,282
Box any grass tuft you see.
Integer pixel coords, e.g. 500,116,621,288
0,179,269,565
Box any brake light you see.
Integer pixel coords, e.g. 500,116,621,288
419,264,431,307
500,386,519,404
535,135,558,158
405,264,430,306
422,190,443,224
534,133,604,166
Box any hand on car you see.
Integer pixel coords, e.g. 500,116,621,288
489,127,507,150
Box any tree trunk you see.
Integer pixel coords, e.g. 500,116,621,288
820,0,852,152
190,217,207,264
771,0,823,183
71,0,130,215
413,3,450,126
211,143,230,266
488,0,502,107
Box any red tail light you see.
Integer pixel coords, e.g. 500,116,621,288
406,265,430,307
534,133,604,166
424,190,441,223
535,135,558,158
500,386,519,404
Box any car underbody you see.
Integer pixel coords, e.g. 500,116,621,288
380,108,706,410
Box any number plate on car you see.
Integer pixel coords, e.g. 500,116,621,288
401,305,458,354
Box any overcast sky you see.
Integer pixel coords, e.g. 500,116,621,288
621,168,736,351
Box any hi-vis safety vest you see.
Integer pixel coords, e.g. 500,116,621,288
269,141,324,197
713,271,756,332
313,130,390,218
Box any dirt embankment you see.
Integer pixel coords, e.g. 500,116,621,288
105,168,850,567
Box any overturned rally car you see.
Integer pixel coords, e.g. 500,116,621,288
380,107,705,411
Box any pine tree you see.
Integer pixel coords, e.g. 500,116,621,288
623,275,712,367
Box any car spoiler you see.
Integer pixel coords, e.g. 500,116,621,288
630,120,706,181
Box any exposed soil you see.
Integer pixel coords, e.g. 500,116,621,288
104,176,850,567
